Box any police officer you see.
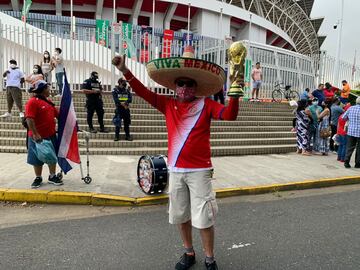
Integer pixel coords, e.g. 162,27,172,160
112,78,132,141
81,71,108,133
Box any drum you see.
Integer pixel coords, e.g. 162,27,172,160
137,155,168,194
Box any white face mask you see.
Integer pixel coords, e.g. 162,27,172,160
53,51,58,55
44,54,49,58
33,68,38,74
312,101,318,106
10,64,16,69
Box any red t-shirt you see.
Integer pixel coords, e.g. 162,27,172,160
337,113,347,136
125,71,239,169
25,97,58,138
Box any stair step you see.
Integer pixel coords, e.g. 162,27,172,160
0,129,296,140
0,122,294,132
0,137,296,148
0,144,297,156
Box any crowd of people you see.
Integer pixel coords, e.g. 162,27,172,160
2,49,134,142
1,49,64,118
294,81,360,169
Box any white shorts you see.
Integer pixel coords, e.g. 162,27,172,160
168,170,218,229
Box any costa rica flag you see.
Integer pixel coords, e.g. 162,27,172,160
56,70,81,174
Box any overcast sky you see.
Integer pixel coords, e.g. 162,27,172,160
311,0,360,65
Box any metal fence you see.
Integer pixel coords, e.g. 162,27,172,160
0,13,326,98
316,51,360,89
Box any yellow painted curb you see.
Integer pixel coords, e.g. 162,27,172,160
135,194,169,206
0,188,8,200
47,191,93,205
3,189,49,203
92,194,136,206
1,175,360,206
215,176,360,198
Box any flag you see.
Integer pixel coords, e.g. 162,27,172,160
57,71,81,174
21,0,32,22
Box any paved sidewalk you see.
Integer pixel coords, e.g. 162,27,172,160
1,152,359,197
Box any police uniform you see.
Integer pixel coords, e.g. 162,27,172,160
82,76,106,132
112,84,132,140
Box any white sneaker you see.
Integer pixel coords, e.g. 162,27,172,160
19,112,24,118
0,112,11,118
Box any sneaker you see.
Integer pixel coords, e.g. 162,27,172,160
19,112,24,118
31,177,42,188
175,253,196,270
89,128,97,133
255,98,261,102
205,261,218,270
125,135,133,141
0,112,11,118
344,162,351,168
99,128,109,133
48,175,64,186
114,136,120,141
355,164,360,169
249,98,255,102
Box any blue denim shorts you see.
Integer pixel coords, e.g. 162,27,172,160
253,80,262,89
27,136,57,166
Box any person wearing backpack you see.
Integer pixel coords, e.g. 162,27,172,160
25,80,63,188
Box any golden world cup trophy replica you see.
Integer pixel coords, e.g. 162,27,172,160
228,41,247,97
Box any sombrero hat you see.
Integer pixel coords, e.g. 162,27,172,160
146,46,225,96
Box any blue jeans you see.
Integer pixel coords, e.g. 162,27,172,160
55,72,64,95
337,135,347,161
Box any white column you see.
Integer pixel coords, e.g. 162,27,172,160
10,0,20,11
55,0,62,16
164,3,178,29
96,0,104,20
130,0,143,26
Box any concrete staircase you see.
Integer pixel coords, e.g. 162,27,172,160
0,92,296,156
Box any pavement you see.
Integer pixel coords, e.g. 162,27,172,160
1,185,360,270
0,152,359,205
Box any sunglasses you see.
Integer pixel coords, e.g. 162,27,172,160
175,80,196,87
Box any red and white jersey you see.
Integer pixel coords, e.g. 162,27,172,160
125,72,239,171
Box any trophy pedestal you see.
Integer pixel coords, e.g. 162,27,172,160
227,85,245,97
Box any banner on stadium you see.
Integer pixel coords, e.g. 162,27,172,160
140,26,152,62
96,19,110,46
162,29,174,58
182,32,193,46
122,22,136,58
21,0,32,22
244,58,252,99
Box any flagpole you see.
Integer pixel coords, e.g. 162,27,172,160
152,0,155,60
334,0,344,87
351,49,357,86
217,1,223,65
70,0,74,90
111,0,116,90
187,2,191,46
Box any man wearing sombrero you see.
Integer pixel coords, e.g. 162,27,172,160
113,46,239,270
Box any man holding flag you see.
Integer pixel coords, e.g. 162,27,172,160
25,80,63,188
